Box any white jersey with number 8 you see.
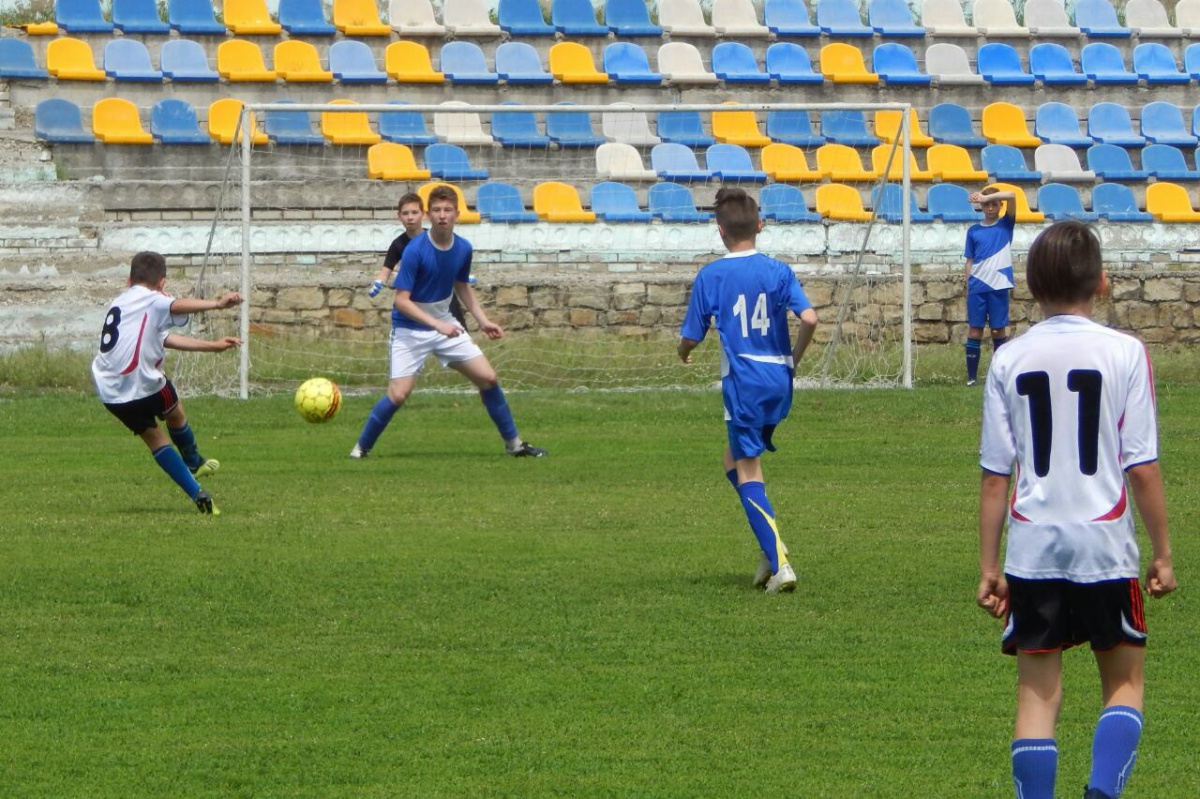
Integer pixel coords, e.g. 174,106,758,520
92,284,187,404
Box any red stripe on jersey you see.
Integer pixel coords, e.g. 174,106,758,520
1092,485,1127,521
1009,464,1032,521
119,313,149,375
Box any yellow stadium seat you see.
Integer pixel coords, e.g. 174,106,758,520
981,102,1042,147
548,42,609,84
874,109,935,147
321,100,380,145
815,144,880,181
218,40,277,82
333,0,393,34
871,145,934,181
224,0,282,33
46,37,106,81
819,43,879,84
273,40,332,83
986,182,1045,223
92,98,153,144
25,21,58,34
1146,182,1200,222
385,41,445,83
816,184,873,221
367,143,432,180
418,182,481,223
927,144,989,182
711,108,772,147
208,98,269,145
760,143,822,181
533,181,597,222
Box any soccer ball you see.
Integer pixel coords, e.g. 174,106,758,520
294,377,342,424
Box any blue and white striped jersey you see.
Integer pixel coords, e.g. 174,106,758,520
964,214,1016,294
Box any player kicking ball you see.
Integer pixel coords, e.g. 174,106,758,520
678,188,819,594
976,221,1177,799
350,185,546,459
92,251,242,514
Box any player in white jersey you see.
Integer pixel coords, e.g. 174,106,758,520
975,222,1176,799
92,251,243,514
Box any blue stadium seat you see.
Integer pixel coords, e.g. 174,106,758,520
1074,0,1131,37
329,40,388,84
160,39,219,83
1141,102,1198,147
492,106,552,147
1028,42,1088,86
103,40,162,82
712,42,771,84
168,0,225,33
982,144,1043,181
651,143,714,181
279,0,337,34
591,181,654,222
868,0,923,36
816,0,873,36
0,39,48,79
927,184,984,222
978,42,1036,86
547,105,605,147
1088,103,1146,147
706,144,767,182
764,42,822,85
1186,43,1200,80
658,111,715,147
603,43,662,84
821,110,880,146
1142,144,1200,179
873,43,931,85
872,184,935,223
1034,102,1093,146
263,100,325,145
35,98,94,143
498,0,556,35
495,42,555,85
56,0,113,31
759,184,821,222
766,110,825,147
1091,182,1153,221
1081,42,1138,85
604,0,663,35
1086,144,1150,180
1037,183,1100,221
425,143,489,180
929,103,987,147
649,182,713,221
112,0,169,32
764,0,820,35
379,102,438,145
1133,43,1190,85
553,0,610,35
150,98,210,144
477,182,539,222
439,41,500,85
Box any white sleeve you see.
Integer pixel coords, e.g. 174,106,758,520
152,293,188,330
1119,343,1158,469
979,362,1016,475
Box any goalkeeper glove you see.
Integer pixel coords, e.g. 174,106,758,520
368,279,384,298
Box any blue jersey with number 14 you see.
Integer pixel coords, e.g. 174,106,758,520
680,251,812,427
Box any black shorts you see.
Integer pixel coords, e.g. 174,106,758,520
1002,576,1147,656
103,381,180,434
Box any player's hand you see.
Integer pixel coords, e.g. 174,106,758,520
679,352,693,364
976,572,1009,618
368,280,385,298
215,292,243,309
437,321,465,338
479,321,504,340
214,336,242,351
1146,557,1177,598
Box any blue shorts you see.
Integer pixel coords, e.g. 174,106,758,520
967,289,1010,330
727,422,779,461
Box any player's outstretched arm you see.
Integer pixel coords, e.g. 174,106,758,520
164,334,241,353
977,469,1011,618
170,292,243,315
791,308,819,365
455,281,503,340
1126,461,1177,597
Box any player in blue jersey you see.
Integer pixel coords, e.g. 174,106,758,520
964,186,1019,386
678,188,819,593
351,185,546,459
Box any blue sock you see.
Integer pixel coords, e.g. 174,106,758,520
168,422,202,470
152,445,201,500
357,396,402,452
725,468,738,490
480,384,518,442
1089,706,1143,798
1012,739,1057,799
736,481,787,572
993,336,1009,352
966,339,982,381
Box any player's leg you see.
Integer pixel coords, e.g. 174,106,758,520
728,426,793,592
160,384,216,477
1012,650,1063,799
137,424,215,513
989,290,1011,352
966,293,986,386
353,330,425,458
450,352,546,457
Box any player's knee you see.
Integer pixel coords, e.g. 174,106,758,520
475,372,499,391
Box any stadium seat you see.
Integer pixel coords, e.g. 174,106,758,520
658,111,715,147
150,98,209,145
367,143,432,180
379,102,438,146
707,144,767,182
819,43,879,84
321,100,381,146
332,0,391,34
549,42,610,84
208,99,268,145
764,42,822,85
34,98,95,143
477,182,539,222
1024,0,1080,36
1086,144,1150,180
160,40,220,83
1179,0,1200,35
1126,0,1181,37
534,182,597,222
436,41,499,85
648,182,713,221
766,110,825,147
926,184,984,222
1037,183,1100,221
112,0,169,32
603,43,662,85
761,143,823,180
657,43,719,85
651,143,714,181
390,0,446,35
927,144,989,181
1034,144,1096,182
982,103,1042,147
1133,43,1189,85
1146,181,1200,221
712,43,770,84
924,43,984,86
604,0,664,35
764,0,821,36
820,110,880,147
1087,103,1146,147
104,39,162,82
873,43,931,86
1029,42,1088,86
816,184,873,221
433,102,495,146
929,103,987,147
1142,144,1200,179
547,105,605,147
591,182,655,222
1081,42,1138,85
868,0,923,36
1141,102,1198,147
986,181,1046,222
759,184,821,222
384,41,443,84
0,40,48,80
279,0,337,34
872,184,935,223
1034,102,1093,146
982,145,1042,181
978,43,1036,86
1092,182,1153,221
874,109,935,147
815,144,879,181
922,0,975,36
273,40,333,83
596,142,659,180
498,0,555,35
1187,44,1200,80
712,108,773,147
712,0,772,36
816,0,873,35
56,0,113,31
972,0,1029,36
46,38,106,81
602,107,661,147
91,98,153,144
217,40,277,83
553,0,612,35
442,0,503,35
492,107,551,148
24,21,58,34
659,0,717,36
168,0,225,33
1074,0,1131,37
495,42,554,85
329,40,388,84
871,145,935,181
263,101,325,145
224,0,282,34
417,182,482,223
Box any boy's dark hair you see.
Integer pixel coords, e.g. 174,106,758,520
427,185,457,209
397,192,423,212
1026,220,1103,305
980,186,1000,197
714,188,759,242
129,251,167,286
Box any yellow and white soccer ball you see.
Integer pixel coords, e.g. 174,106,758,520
294,377,342,424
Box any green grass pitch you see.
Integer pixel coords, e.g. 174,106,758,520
1,385,1196,798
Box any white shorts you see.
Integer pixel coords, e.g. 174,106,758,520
389,326,484,379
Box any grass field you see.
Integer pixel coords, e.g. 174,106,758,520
1,383,1196,798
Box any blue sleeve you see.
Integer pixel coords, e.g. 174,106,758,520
455,241,473,283
963,226,976,260
785,271,811,315
679,274,710,342
999,212,1016,240
395,240,420,293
